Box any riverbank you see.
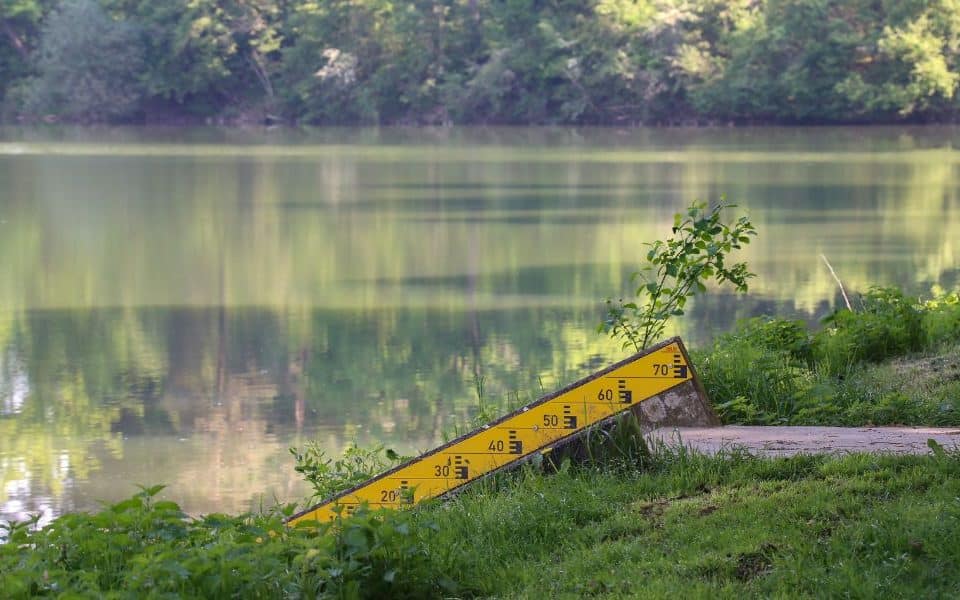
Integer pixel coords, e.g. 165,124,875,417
3,287,960,597
4,438,960,597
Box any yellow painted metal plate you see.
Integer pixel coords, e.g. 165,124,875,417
287,337,694,525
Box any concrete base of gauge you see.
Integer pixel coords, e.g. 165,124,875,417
630,379,721,433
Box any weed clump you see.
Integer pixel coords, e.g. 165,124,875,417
921,290,960,348
697,286,960,426
291,443,409,504
813,287,924,376
0,485,447,599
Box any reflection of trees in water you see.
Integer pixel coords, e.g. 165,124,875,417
1,139,958,316
0,309,165,519
0,305,634,518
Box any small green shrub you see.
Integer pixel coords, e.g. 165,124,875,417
842,391,924,426
695,290,960,427
600,200,755,351
922,291,960,348
722,316,813,364
695,339,815,424
291,443,410,503
813,287,924,375
0,486,448,599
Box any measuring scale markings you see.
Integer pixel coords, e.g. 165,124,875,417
288,339,694,525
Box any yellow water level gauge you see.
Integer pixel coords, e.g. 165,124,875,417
287,337,698,525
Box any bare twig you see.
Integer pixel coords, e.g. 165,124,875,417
1,21,30,61
820,254,852,311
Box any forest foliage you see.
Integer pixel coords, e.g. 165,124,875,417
2,0,960,124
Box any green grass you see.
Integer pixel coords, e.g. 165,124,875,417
697,339,960,426
6,450,960,598
695,287,960,426
400,447,960,598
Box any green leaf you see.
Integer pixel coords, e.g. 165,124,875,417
928,438,947,458
151,500,183,512
137,484,167,497
111,497,144,513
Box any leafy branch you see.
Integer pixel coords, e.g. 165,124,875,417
599,200,757,352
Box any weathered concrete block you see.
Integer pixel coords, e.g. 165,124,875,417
630,378,721,433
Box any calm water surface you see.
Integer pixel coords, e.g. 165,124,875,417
1,126,958,525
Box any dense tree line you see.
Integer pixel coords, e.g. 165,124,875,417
1,0,959,125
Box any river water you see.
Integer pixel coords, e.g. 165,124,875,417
1,126,958,525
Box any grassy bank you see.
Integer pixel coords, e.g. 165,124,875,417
4,447,960,598
697,287,960,427
3,286,960,598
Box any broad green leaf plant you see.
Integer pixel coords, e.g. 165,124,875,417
600,201,756,352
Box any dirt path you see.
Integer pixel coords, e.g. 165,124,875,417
646,426,960,456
